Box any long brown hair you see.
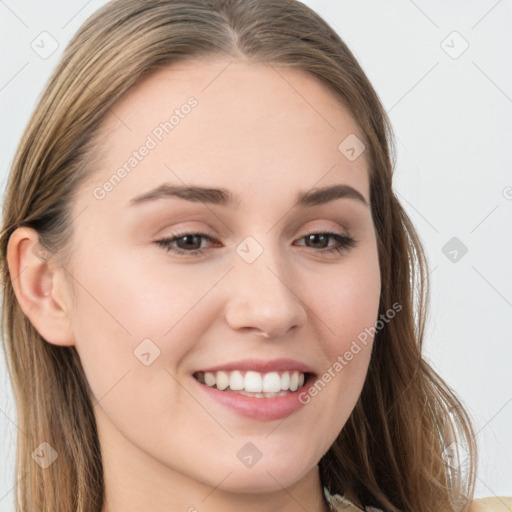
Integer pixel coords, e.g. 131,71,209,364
0,1,476,510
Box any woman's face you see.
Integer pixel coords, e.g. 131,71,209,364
63,57,381,503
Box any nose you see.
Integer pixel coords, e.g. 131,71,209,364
224,245,307,339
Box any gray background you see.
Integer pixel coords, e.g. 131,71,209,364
1,1,511,510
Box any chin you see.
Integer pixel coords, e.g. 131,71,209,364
209,460,310,494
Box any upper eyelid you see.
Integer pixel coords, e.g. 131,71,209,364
156,227,350,242
156,219,352,238
155,229,354,251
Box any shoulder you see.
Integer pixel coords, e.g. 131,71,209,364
323,487,512,512
469,497,512,512
323,486,383,511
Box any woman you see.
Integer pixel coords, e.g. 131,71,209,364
0,1,510,511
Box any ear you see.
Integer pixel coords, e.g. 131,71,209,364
6,226,75,346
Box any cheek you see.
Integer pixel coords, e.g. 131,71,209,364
70,247,212,344
305,243,381,395
311,245,381,348
67,246,231,409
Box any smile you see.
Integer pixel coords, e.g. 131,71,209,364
193,370,308,398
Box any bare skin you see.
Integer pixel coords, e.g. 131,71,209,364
8,57,381,512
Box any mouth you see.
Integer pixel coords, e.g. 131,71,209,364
192,369,314,399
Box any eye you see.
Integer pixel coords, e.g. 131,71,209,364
296,230,356,255
154,231,218,256
154,229,356,257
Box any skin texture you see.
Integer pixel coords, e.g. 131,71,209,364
8,57,381,512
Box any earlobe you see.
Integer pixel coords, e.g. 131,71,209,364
6,227,75,347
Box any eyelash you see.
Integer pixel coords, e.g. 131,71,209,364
154,229,356,257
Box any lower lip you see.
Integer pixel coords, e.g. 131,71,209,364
193,374,314,421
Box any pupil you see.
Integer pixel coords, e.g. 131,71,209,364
182,235,199,249
308,234,327,248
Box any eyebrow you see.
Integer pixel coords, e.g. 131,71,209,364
128,183,369,209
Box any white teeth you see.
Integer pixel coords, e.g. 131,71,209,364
281,371,290,390
216,371,230,390
197,369,307,394
230,370,244,391
245,371,263,392
289,371,299,391
237,390,290,398
204,372,216,387
263,372,282,393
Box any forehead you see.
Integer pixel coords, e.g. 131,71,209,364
84,57,370,213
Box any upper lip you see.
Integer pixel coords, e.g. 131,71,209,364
195,358,316,375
